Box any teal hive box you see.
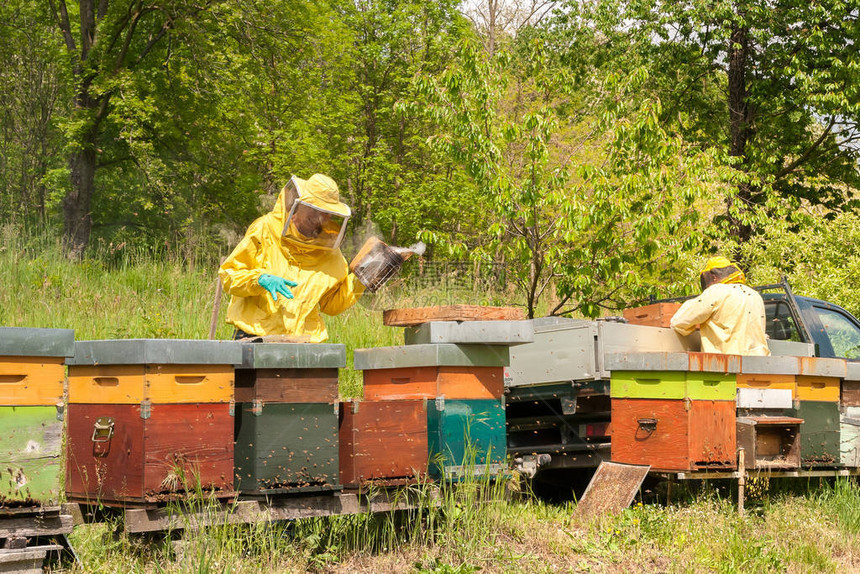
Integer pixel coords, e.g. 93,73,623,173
426,398,506,480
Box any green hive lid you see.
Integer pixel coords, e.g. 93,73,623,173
353,344,509,370
68,339,244,366
240,343,346,369
0,327,75,358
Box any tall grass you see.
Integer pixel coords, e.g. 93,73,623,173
0,228,407,397
8,230,860,572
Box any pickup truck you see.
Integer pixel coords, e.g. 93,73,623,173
758,280,860,360
505,280,860,486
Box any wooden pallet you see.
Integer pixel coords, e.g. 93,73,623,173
121,487,440,533
0,505,75,573
382,305,525,327
0,506,74,539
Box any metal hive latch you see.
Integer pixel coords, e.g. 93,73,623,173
92,417,115,443
637,418,658,433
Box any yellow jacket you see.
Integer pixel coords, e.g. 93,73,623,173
670,283,770,356
219,187,365,342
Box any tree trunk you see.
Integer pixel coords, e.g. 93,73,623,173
62,143,96,259
62,76,105,258
727,17,754,249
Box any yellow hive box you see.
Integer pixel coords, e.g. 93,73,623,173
66,339,244,404
68,364,234,404
736,373,797,397
0,356,65,406
795,375,840,403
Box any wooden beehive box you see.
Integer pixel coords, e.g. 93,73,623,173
0,327,72,407
841,407,860,467
234,402,339,493
795,376,840,402
64,339,242,504
736,416,802,470
844,382,860,407
67,339,240,405
363,366,504,401
339,400,428,486
610,370,736,401
622,303,681,328
426,398,506,480
355,344,509,401
844,362,860,406
65,402,234,504
0,327,73,505
737,373,797,396
610,398,736,471
784,400,841,467
738,356,801,397
234,343,345,404
0,406,63,504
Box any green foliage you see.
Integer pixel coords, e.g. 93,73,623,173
734,204,860,317
565,0,860,244
411,37,719,317
0,1,69,226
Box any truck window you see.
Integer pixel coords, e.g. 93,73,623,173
813,306,860,359
765,301,801,342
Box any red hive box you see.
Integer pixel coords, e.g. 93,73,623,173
611,398,736,471
66,403,234,504
339,400,428,486
64,339,241,505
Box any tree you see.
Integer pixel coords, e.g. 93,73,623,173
336,0,477,247
0,2,67,226
462,0,557,55
561,0,860,248
413,38,717,317
47,0,218,257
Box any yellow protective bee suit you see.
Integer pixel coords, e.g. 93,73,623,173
219,177,365,342
670,258,770,356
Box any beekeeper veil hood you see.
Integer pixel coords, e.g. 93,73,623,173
281,174,351,250
699,256,747,291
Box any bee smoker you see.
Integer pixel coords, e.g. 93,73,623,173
349,237,425,292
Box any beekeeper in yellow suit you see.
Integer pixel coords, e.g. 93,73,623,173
670,256,770,356
219,174,365,342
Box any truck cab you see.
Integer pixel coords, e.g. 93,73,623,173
759,286,860,360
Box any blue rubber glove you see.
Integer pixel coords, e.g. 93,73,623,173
258,274,298,301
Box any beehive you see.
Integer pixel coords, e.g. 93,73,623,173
611,398,736,471
339,399,428,486
788,357,845,468
233,343,344,493
0,327,73,505
234,402,339,493
65,339,242,504
426,398,506,480
736,416,802,469
355,344,509,401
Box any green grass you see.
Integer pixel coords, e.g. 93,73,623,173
5,231,860,572
64,481,860,573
